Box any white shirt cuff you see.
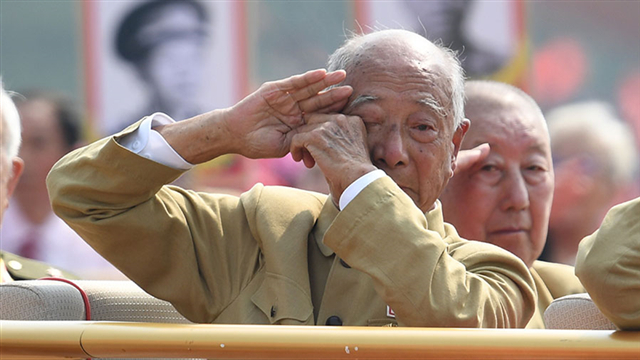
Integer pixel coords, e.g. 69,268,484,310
338,169,388,210
117,112,194,170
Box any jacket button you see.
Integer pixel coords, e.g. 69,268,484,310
339,259,351,268
325,315,343,326
270,306,276,317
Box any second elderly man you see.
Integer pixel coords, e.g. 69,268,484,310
439,80,586,328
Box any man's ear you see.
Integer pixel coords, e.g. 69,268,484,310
6,157,24,198
450,118,470,175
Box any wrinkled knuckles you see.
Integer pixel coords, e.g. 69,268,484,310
334,114,348,123
261,88,280,103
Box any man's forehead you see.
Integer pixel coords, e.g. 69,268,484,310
466,114,551,153
347,54,447,81
472,102,545,129
345,92,446,117
344,67,451,120
345,60,449,95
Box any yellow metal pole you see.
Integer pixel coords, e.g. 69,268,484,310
1,321,639,359
0,320,88,359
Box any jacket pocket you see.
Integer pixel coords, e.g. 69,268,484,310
251,272,313,324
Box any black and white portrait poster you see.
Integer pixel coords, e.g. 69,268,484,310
84,0,243,136
358,0,526,83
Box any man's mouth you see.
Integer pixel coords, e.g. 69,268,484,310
490,228,528,236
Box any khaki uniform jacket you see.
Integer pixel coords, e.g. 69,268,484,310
526,261,585,329
575,197,640,330
47,122,536,328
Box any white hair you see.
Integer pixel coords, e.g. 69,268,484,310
464,80,546,127
1,79,22,163
546,101,639,186
326,29,466,131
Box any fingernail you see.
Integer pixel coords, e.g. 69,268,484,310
327,70,345,80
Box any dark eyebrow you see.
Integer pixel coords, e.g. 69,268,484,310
344,94,378,113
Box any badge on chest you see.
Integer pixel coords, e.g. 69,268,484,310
386,305,395,318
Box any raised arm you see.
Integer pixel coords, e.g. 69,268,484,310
46,69,351,322
155,69,352,164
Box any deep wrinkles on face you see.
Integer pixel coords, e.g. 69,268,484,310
342,50,457,211
347,58,452,129
444,102,553,265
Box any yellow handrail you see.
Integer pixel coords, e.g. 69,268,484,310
1,321,639,359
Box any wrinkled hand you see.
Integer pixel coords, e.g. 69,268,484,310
454,143,490,176
290,113,377,202
226,69,352,159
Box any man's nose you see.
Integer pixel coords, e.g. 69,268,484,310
501,171,530,212
372,128,409,169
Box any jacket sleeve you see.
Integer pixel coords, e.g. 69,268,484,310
323,177,537,328
575,197,640,330
46,125,262,323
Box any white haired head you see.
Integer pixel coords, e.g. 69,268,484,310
326,29,465,131
464,80,547,130
546,101,639,186
1,79,22,163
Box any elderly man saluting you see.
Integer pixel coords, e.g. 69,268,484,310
47,29,535,327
